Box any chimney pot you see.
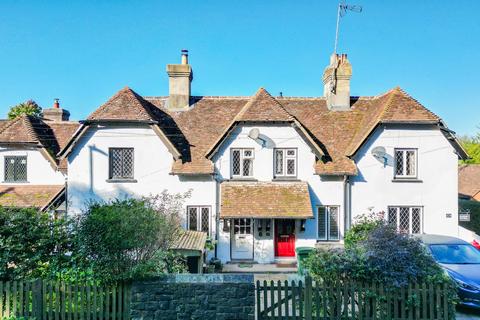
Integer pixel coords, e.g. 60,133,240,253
53,98,60,109
42,98,70,121
181,49,188,65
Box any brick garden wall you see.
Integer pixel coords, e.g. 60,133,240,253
130,274,255,320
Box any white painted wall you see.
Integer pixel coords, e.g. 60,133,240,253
64,122,460,265
352,125,459,236
0,147,65,185
66,124,217,252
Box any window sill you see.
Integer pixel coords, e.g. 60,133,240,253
391,178,423,183
229,178,258,182
106,179,138,183
316,240,341,243
2,181,29,184
272,177,301,182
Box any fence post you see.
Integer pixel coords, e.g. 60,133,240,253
32,279,43,320
304,275,313,320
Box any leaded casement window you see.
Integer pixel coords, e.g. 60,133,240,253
187,206,211,235
4,156,27,182
274,148,297,177
394,148,417,179
387,206,423,234
231,148,254,178
317,206,340,241
109,148,134,180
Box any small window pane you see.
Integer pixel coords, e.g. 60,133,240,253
406,151,416,176
395,150,404,176
318,207,327,240
275,149,284,175
411,208,421,234
188,207,198,231
201,207,210,233
232,150,241,175
329,207,340,240
244,150,253,157
287,149,295,156
399,207,410,233
287,159,295,175
388,207,398,226
243,159,252,176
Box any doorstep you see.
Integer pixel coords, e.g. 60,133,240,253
222,262,297,274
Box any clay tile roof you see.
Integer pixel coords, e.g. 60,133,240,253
380,87,439,123
142,86,455,176
236,88,294,122
0,185,64,210
459,164,480,199
0,115,40,144
220,181,313,218
170,230,207,253
87,87,156,122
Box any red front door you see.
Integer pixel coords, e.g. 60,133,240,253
275,219,296,257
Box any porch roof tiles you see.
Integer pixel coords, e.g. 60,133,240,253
0,185,65,211
220,181,313,219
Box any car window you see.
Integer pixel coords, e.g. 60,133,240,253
429,244,480,264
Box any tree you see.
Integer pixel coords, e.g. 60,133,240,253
76,191,190,282
459,131,480,164
0,207,72,280
7,100,42,119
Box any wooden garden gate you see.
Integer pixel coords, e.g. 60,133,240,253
256,276,453,320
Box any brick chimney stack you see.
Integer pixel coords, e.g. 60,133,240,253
322,53,352,111
42,98,70,121
166,49,193,111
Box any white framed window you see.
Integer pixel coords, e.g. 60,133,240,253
109,148,134,180
394,148,417,179
187,206,211,235
387,206,423,234
274,148,297,177
4,156,27,182
317,206,340,241
231,148,254,178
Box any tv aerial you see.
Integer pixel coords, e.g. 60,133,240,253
334,0,363,54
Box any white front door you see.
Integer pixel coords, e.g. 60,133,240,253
231,218,254,260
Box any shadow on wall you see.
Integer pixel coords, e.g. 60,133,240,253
67,181,148,214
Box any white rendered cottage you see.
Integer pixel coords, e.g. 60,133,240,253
0,102,79,212
56,51,467,264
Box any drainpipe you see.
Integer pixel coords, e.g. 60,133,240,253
214,173,221,259
343,175,351,232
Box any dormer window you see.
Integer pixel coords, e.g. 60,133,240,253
274,148,297,178
231,148,254,178
108,148,134,181
4,156,27,182
394,148,417,179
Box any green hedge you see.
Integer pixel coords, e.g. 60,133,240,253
459,199,480,235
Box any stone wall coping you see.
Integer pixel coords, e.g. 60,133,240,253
133,273,254,285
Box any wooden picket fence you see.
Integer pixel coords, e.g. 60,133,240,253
256,276,454,320
0,280,131,320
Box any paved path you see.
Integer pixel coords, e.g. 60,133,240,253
457,306,480,320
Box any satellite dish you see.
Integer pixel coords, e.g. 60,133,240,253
371,146,386,160
371,146,394,167
248,128,260,140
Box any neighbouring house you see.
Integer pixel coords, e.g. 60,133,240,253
1,51,468,265
0,100,79,213
459,164,480,201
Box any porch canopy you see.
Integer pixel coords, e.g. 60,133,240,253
220,181,314,219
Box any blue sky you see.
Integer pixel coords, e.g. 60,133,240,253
0,0,478,136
